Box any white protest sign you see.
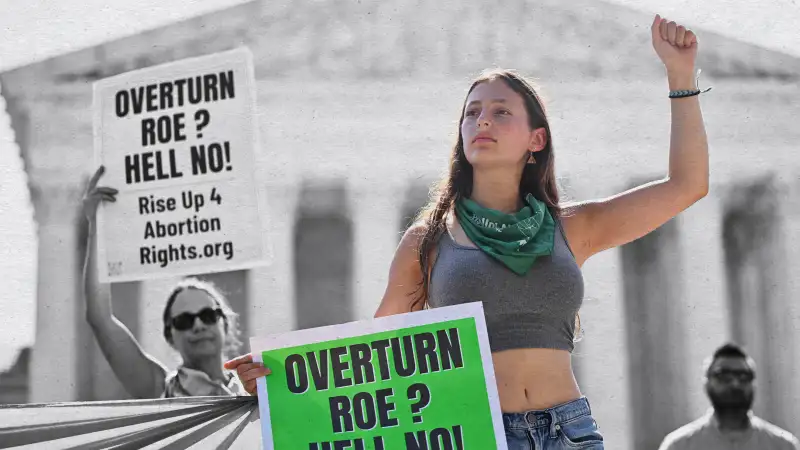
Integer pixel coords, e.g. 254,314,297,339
93,47,269,283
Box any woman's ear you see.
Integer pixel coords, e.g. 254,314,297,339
529,127,548,153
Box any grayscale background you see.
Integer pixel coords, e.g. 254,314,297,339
1,1,798,449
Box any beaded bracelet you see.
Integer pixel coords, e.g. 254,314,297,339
669,68,713,98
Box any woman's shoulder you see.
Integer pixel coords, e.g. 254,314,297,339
401,218,451,251
403,221,428,239
399,220,434,248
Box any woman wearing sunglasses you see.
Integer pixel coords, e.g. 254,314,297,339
81,165,245,399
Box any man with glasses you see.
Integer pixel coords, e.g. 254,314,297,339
658,343,799,449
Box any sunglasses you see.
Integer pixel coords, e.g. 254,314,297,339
170,307,224,331
710,370,755,384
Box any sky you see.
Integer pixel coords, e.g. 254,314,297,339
0,0,797,372
0,0,797,73
611,0,799,57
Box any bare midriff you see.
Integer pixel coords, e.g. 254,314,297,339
491,348,581,413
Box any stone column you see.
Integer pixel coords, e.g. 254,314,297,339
28,183,84,402
619,181,690,450
247,182,298,341
721,177,797,433
350,180,402,321
677,188,730,418
293,180,354,330
782,177,800,438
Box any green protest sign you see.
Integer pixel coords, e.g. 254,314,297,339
250,303,506,450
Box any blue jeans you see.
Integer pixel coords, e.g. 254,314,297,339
504,397,604,449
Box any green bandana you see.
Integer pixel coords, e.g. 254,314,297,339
454,193,556,275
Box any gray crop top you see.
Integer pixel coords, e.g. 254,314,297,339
427,213,584,352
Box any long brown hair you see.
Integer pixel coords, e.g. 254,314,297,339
411,69,571,324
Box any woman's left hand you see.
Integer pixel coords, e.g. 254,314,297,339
224,353,272,396
651,14,697,75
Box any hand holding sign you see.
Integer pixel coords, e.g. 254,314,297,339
224,352,272,395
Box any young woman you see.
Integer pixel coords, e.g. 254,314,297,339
226,14,709,448
82,165,245,398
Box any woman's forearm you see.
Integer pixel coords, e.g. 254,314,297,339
666,69,710,196
84,221,113,322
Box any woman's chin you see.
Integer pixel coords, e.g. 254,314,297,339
466,153,517,169
466,148,496,163
184,342,221,358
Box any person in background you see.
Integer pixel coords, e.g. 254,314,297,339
658,343,799,450
228,13,710,449
81,165,245,398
